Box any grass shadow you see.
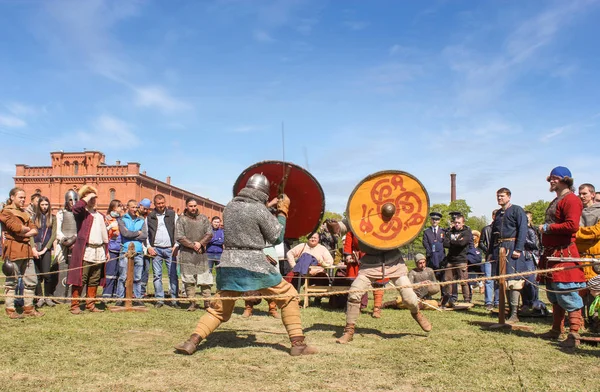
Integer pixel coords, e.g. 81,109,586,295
466,320,541,338
305,322,423,339
192,330,289,353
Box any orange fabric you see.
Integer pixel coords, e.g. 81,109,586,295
105,215,120,241
576,220,600,280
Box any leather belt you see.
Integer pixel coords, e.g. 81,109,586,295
495,237,515,245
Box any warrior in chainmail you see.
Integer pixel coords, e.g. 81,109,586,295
175,197,213,311
53,190,79,300
175,174,318,356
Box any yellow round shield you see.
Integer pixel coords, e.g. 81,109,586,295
346,170,430,250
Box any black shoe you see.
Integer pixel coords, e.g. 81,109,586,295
115,301,124,307
167,301,178,308
132,301,146,307
485,304,493,311
155,302,164,309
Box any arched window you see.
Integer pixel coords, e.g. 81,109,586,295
73,161,79,175
109,189,116,201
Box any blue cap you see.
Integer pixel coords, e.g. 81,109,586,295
139,198,152,208
549,166,572,179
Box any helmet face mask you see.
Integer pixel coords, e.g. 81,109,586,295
64,190,79,208
246,173,270,195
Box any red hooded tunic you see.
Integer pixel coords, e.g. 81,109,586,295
540,192,585,283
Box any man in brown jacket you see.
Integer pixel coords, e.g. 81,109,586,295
0,187,43,318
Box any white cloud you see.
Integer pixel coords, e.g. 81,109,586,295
5,102,38,117
365,62,421,93
54,115,139,150
134,86,191,113
540,126,568,143
388,44,404,55
296,17,318,35
0,115,26,128
343,20,369,31
253,29,276,43
443,1,596,111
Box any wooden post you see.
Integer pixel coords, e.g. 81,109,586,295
498,248,507,325
109,243,148,313
483,247,532,331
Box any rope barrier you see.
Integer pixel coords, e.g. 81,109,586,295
0,252,217,280
0,262,593,303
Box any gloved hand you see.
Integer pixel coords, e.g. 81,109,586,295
277,194,291,217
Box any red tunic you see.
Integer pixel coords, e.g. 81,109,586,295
343,231,365,278
540,192,585,283
66,200,107,287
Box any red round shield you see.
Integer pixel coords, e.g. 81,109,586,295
233,161,325,239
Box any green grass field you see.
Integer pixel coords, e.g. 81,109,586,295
1,287,600,392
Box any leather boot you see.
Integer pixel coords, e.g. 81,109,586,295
372,290,383,319
23,306,44,317
242,302,253,318
5,308,24,319
174,333,202,355
560,309,583,348
268,300,280,319
382,300,399,309
289,336,318,356
70,286,82,315
201,287,212,309
411,311,432,332
186,286,197,312
86,286,104,313
336,323,355,344
506,290,520,324
539,304,565,340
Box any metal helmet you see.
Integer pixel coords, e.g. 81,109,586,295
2,260,16,277
65,190,79,206
246,173,270,195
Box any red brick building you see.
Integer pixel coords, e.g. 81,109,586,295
14,151,224,217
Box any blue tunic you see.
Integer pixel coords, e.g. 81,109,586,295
491,205,531,275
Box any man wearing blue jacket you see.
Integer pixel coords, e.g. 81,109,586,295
206,216,224,273
117,199,148,304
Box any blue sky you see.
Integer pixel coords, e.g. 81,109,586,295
1,0,599,219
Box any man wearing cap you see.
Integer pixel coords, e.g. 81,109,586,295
138,198,152,297
538,166,585,346
489,187,529,324
422,212,445,282
382,254,440,310
174,174,318,356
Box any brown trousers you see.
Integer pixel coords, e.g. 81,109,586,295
193,279,304,339
443,263,470,300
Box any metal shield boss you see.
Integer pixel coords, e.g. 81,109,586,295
233,161,325,239
346,170,430,250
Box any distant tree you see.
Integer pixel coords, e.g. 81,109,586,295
524,200,550,226
466,215,488,232
299,210,344,243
